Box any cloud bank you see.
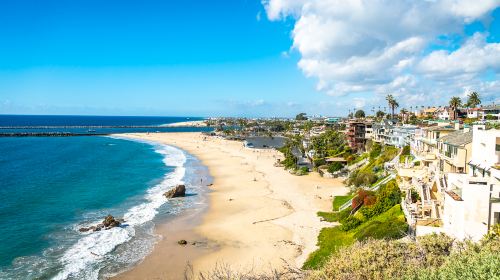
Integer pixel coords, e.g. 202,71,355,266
263,0,500,107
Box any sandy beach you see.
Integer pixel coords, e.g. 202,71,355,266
114,132,348,279
162,120,208,127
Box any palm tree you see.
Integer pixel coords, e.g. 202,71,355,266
386,94,399,120
449,96,462,120
466,91,481,108
400,108,408,123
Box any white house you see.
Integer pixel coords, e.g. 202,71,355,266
441,125,500,241
436,107,451,120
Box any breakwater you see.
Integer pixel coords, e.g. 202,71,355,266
0,125,174,129
0,132,110,137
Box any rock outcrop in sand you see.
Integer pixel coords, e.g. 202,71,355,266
164,184,186,198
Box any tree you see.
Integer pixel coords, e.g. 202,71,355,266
449,96,462,120
386,94,399,120
376,110,385,118
295,113,308,121
466,91,481,108
354,109,366,118
400,108,408,123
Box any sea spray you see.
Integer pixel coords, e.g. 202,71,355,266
0,136,210,280
53,141,187,279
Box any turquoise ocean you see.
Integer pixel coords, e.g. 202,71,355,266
0,116,212,279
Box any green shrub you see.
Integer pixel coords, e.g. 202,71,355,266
313,158,326,167
411,189,420,202
370,143,382,159
308,231,500,280
348,169,378,187
327,162,344,173
339,216,362,231
360,180,401,220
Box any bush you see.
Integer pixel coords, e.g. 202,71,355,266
304,205,409,271
410,189,420,203
401,145,410,156
313,158,326,167
370,143,382,159
327,162,344,173
348,169,378,188
363,195,377,206
340,216,362,231
360,180,401,220
307,233,497,280
296,166,309,175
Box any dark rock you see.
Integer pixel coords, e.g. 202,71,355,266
79,215,123,233
178,239,188,245
102,215,121,228
164,185,186,198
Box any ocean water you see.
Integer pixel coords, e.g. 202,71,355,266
0,125,210,279
0,115,213,134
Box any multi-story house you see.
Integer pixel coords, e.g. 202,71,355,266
412,124,457,168
442,125,500,241
372,121,416,148
466,105,500,120
436,107,451,120
346,120,371,153
416,107,438,118
437,129,472,174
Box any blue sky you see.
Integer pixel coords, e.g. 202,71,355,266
0,0,499,117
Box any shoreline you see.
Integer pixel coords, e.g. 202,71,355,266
162,120,208,127
114,132,348,279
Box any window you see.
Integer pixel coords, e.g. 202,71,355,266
496,144,500,152
495,212,500,225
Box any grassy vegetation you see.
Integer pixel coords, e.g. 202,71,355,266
305,179,407,270
332,195,354,211
347,144,399,188
306,204,407,269
307,227,500,280
399,145,413,163
317,211,339,223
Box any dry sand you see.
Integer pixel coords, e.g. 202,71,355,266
162,120,207,127
114,132,348,280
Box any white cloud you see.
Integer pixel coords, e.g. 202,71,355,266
263,0,500,106
418,33,500,76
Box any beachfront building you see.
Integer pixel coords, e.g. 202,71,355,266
346,120,372,153
441,125,500,241
480,104,500,120
412,124,457,169
436,107,451,120
372,121,416,148
465,105,500,121
402,125,499,240
437,129,472,174
417,107,438,119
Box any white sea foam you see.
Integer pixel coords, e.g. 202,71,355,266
52,142,187,280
